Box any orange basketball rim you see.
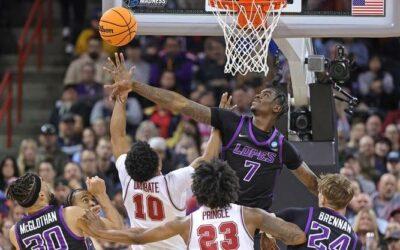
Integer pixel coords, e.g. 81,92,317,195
210,0,287,28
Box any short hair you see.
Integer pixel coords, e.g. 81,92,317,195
266,85,288,118
7,173,39,206
125,141,159,182
318,174,355,210
64,188,85,207
192,159,239,209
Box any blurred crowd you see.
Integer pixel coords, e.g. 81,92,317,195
1,2,400,250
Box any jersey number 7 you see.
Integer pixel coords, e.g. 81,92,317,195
243,160,261,182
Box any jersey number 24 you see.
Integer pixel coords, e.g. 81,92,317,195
308,221,351,250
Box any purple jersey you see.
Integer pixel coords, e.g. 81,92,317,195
15,205,87,250
277,207,362,250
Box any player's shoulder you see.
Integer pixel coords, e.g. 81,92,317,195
63,205,85,218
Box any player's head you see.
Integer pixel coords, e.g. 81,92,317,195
64,189,98,209
318,174,354,211
250,85,288,119
7,173,56,208
192,159,239,209
125,141,161,182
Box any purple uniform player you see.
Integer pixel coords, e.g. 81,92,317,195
276,174,363,250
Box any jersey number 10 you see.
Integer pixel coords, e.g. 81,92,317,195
133,194,165,221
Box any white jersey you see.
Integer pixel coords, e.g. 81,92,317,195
116,154,194,250
188,204,254,250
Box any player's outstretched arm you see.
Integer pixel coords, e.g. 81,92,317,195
104,53,212,125
244,207,306,246
291,162,319,196
86,176,124,229
110,94,131,159
78,210,189,245
9,226,19,250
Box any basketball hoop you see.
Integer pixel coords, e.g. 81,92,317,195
209,0,287,76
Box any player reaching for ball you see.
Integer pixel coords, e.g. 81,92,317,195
78,159,307,249
108,80,229,249
104,53,319,249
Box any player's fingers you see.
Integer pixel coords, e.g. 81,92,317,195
120,52,125,66
103,66,115,75
219,92,228,108
107,57,116,69
230,104,238,111
115,52,121,68
129,66,136,76
227,95,232,107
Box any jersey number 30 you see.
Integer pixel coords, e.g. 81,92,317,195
308,221,351,250
133,194,165,221
198,222,239,250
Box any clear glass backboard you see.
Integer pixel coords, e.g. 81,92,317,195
103,0,400,37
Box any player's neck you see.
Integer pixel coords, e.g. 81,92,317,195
252,115,275,133
323,205,346,216
26,203,49,215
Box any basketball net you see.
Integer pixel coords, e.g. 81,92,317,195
210,0,286,76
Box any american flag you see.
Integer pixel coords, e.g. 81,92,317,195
352,0,385,16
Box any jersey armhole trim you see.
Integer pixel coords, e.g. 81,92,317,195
240,206,254,241
222,115,245,151
164,176,186,212
59,206,85,241
123,178,132,203
15,221,24,250
278,134,284,164
187,214,193,249
304,207,314,233
352,232,359,250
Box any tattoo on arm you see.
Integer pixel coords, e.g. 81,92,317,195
133,81,211,124
292,162,319,196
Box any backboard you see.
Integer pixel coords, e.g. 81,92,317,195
103,0,400,37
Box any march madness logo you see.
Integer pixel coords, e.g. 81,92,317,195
124,0,167,8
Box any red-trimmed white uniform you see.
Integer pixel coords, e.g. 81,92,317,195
116,154,193,250
188,204,254,250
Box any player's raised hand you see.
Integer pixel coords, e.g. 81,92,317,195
86,176,106,197
219,92,237,110
105,79,133,103
78,210,105,238
103,52,134,83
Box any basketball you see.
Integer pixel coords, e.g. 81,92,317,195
99,7,137,47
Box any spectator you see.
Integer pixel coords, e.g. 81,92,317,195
37,123,69,176
389,208,400,224
0,218,13,249
358,135,381,181
357,55,394,97
0,156,19,192
387,151,400,179
174,133,200,164
374,137,392,173
232,86,252,115
149,37,195,95
385,124,400,151
63,162,84,189
72,127,97,163
92,118,109,139
366,114,383,140
75,8,116,56
383,111,400,132
159,70,181,93
124,39,150,84
58,113,83,157
54,178,72,205
372,174,400,220
342,157,376,194
37,161,56,192
73,62,104,101
347,193,388,233
386,229,400,250
149,137,186,175
17,139,38,175
90,88,142,129
80,150,114,196
346,122,366,155
135,120,159,142
196,37,230,93
64,36,109,85
49,85,78,127
96,137,118,184
354,208,383,249
343,38,369,68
